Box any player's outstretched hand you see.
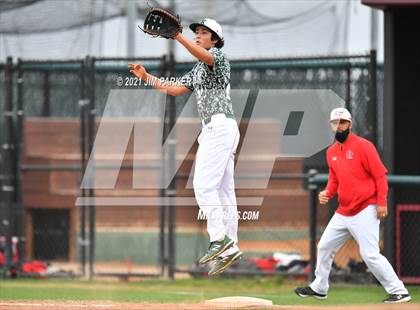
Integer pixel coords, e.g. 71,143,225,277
128,63,146,80
318,190,329,205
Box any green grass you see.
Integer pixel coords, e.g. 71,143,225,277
0,277,419,306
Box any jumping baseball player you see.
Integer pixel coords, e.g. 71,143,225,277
129,18,241,276
294,108,411,303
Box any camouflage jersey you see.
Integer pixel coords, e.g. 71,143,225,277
181,47,234,122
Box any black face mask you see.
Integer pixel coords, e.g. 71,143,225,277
335,128,350,143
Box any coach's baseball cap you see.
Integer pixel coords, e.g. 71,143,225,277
330,107,352,122
189,18,224,48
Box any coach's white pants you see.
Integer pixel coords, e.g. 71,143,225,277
310,205,408,295
193,114,240,256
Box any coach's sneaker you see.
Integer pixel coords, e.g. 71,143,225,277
198,235,234,264
383,294,411,303
208,251,243,276
294,286,327,300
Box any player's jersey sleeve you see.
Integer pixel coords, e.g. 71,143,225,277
361,141,388,206
325,148,338,198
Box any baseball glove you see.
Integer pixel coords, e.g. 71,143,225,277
139,8,182,39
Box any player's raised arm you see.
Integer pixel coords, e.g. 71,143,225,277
174,32,214,66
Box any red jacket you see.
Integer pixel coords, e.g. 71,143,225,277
325,133,388,216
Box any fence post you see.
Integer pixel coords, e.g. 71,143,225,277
345,64,351,113
159,55,167,277
78,99,89,277
166,51,176,280
368,49,378,147
84,56,96,280
15,58,25,272
308,169,318,282
78,59,87,277
2,57,15,278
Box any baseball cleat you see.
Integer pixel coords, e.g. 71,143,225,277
294,286,327,300
208,251,242,276
198,235,234,264
383,294,411,303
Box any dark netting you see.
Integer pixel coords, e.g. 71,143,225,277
49,71,83,117
1,1,348,60
1,1,342,34
0,0,38,12
397,206,420,279
20,71,45,116
0,0,125,34
19,62,84,117
395,190,419,205
11,59,168,120
31,208,70,261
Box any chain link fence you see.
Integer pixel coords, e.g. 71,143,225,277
396,204,420,283
3,53,410,282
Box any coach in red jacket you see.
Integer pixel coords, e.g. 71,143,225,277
295,108,411,304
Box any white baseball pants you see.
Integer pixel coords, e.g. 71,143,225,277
193,114,240,256
310,205,408,295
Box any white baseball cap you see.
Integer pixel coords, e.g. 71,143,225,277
189,18,224,48
330,107,352,122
